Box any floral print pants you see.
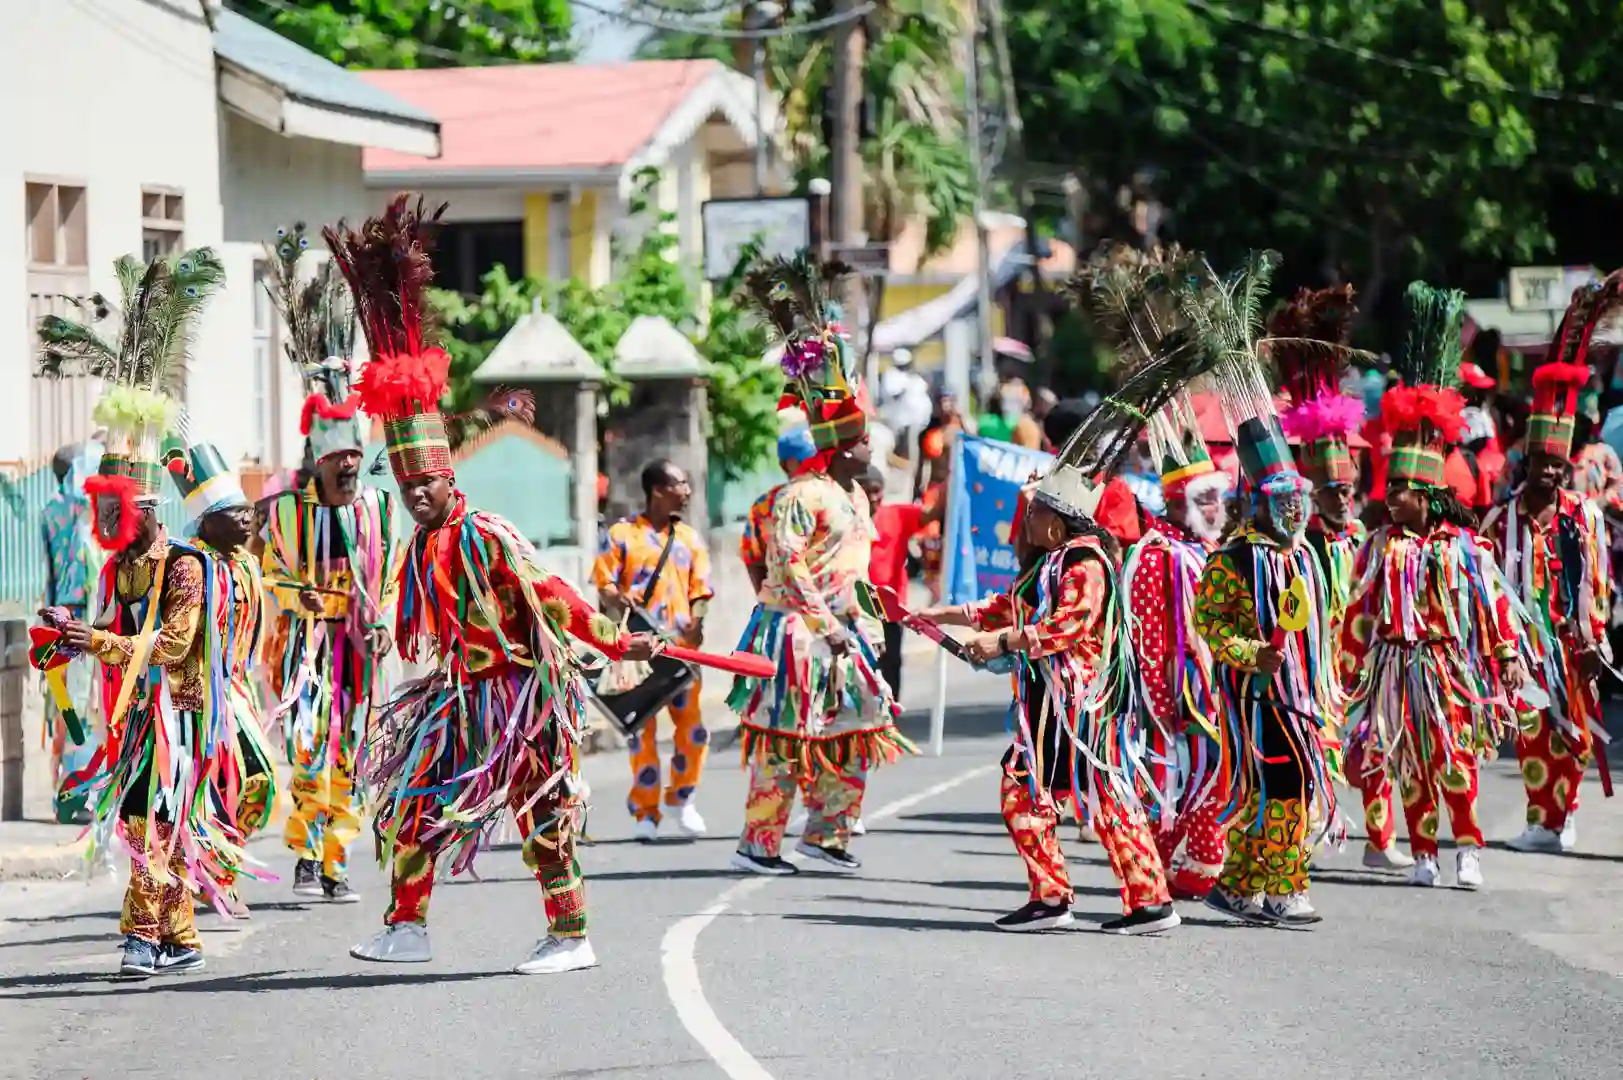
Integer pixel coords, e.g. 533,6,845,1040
1001,763,1170,913
739,748,867,857
383,758,587,938
120,816,201,949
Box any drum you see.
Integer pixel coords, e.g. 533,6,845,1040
587,608,696,736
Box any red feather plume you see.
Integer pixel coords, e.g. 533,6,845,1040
323,195,449,421
298,392,363,435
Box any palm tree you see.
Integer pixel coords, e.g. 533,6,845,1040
638,0,976,258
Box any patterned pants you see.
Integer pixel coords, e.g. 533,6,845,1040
120,816,201,949
1517,712,1590,832
1002,764,1169,913
739,748,866,857
1398,749,1482,858
383,758,586,937
1218,795,1311,897
1356,767,1399,851
285,733,360,880
626,678,709,823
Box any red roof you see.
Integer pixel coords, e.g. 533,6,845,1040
360,60,726,174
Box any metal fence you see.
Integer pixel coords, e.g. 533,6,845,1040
0,464,193,610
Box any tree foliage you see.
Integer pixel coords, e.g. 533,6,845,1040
236,0,574,67
640,0,978,258
1007,0,1623,341
430,172,782,486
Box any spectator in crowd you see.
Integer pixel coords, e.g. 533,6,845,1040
857,466,940,699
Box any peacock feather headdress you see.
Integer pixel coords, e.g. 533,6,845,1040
1037,243,1232,520
1383,281,1467,486
1170,250,1300,495
1064,243,1224,499
741,250,866,456
37,247,225,549
263,221,367,464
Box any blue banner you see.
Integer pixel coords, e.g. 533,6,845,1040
942,434,1054,605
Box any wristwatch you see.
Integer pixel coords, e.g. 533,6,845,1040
997,630,1011,656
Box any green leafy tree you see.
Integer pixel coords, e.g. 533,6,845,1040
236,0,573,67
1008,0,1623,337
641,0,977,257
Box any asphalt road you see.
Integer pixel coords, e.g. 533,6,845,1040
1,665,1621,1080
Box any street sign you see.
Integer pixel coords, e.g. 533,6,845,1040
1507,265,1599,312
700,196,810,281
829,242,892,275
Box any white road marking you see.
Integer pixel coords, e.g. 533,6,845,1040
660,764,995,1080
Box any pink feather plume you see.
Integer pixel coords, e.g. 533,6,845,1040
1280,392,1365,443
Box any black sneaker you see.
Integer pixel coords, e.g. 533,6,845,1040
154,942,205,974
793,839,862,872
993,900,1075,932
728,850,799,876
321,875,361,904
118,935,157,978
292,859,321,897
1100,903,1182,936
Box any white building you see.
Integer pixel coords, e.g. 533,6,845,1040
1,0,439,472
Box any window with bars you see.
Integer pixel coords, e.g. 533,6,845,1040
141,186,184,261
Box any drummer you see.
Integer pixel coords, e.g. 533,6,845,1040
593,459,715,843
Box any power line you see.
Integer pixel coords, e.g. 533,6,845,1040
1184,0,1623,114
569,0,873,39
1103,64,1601,177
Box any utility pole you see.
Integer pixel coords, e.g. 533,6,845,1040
743,2,782,194
829,0,865,322
965,0,996,403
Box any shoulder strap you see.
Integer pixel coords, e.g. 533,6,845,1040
638,519,682,609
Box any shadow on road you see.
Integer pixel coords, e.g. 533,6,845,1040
0,966,514,1001
782,911,1000,934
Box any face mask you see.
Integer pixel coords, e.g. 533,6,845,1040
1184,499,1228,544
1268,492,1309,545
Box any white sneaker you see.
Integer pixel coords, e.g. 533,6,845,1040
1407,855,1439,887
1076,824,1098,844
787,808,809,836
514,935,598,975
850,817,866,836
1262,892,1322,925
631,817,659,843
675,804,707,837
350,923,431,963
1506,824,1562,854
1559,816,1577,852
1362,843,1415,870
1455,848,1484,889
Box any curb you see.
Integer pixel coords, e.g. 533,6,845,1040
0,843,85,881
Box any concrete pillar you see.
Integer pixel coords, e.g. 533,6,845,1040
0,616,28,821
574,381,600,566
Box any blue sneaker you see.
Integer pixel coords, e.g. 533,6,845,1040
154,942,205,974
119,936,157,978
